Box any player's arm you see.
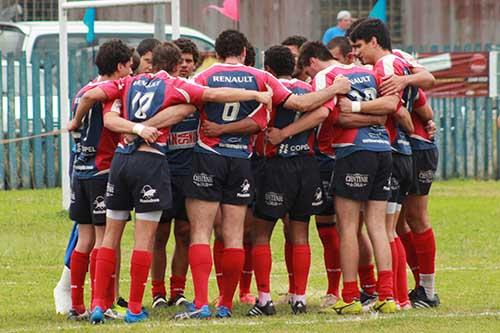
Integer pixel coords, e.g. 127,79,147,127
141,104,197,129
267,107,329,145
201,88,272,109
103,102,160,143
202,118,261,137
393,106,414,134
337,113,387,128
283,75,351,112
380,68,436,96
337,95,399,115
414,103,433,122
67,87,108,131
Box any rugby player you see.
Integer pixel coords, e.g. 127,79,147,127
136,38,161,74
174,30,351,320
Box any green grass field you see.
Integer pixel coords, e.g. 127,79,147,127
1,180,500,332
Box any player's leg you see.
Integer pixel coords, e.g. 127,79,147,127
396,208,420,289
213,207,224,302
150,217,172,308
169,218,190,306
358,215,377,307
289,219,311,314
239,209,256,304
54,222,78,315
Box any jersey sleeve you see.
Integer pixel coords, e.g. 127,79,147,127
248,105,268,130
312,71,336,111
99,78,125,101
171,77,206,108
102,99,122,116
414,88,427,109
265,73,292,106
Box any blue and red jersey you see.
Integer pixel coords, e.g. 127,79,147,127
314,63,391,160
374,54,417,155
193,63,291,159
256,78,315,158
100,70,206,154
71,79,120,179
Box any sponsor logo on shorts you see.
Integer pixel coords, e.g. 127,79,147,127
92,196,106,215
106,183,115,197
312,187,323,207
383,177,391,191
390,176,400,191
237,179,251,198
418,170,434,184
193,173,214,187
140,185,160,203
345,173,369,188
264,191,284,207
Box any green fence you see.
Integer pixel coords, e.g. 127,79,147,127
0,45,499,189
0,50,96,190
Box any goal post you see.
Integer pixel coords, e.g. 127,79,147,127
58,0,180,209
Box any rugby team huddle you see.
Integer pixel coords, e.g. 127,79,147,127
66,17,440,324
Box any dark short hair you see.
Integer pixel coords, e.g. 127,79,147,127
131,49,141,74
345,17,367,39
244,41,256,67
281,35,308,48
215,29,248,60
327,36,352,57
264,45,295,77
173,38,200,65
297,41,334,69
349,18,392,50
137,38,161,56
95,39,132,76
152,41,182,73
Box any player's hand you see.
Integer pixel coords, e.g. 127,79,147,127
332,74,351,95
338,97,354,113
66,119,81,132
380,75,408,96
258,85,274,111
123,133,138,144
202,120,224,137
266,127,285,145
425,120,437,139
138,126,161,144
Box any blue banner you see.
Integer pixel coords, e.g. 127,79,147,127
369,0,387,23
83,8,96,44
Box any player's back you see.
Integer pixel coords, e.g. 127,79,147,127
315,63,391,159
194,63,268,158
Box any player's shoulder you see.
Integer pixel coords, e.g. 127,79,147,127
285,78,313,92
375,53,409,76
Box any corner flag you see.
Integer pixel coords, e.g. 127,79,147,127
369,0,387,23
83,8,96,44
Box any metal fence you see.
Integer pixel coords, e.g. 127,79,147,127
0,44,499,190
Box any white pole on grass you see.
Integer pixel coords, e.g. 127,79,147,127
59,0,175,209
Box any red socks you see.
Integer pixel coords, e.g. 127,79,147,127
395,237,409,305
89,248,98,309
390,241,399,302
399,231,420,287
239,243,253,296
317,224,341,296
377,270,394,301
189,244,212,308
413,228,436,275
93,247,116,310
358,264,377,295
220,248,245,309
70,250,90,313
170,275,186,299
213,239,224,296
128,250,152,314
284,241,294,294
292,244,311,296
342,280,359,303
252,244,272,293
152,279,166,298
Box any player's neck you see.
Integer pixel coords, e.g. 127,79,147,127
373,49,392,64
99,73,120,82
223,56,244,65
278,75,293,80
